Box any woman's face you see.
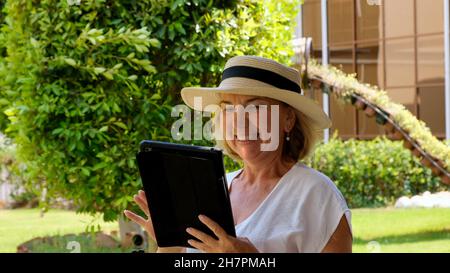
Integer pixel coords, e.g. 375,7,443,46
218,94,296,163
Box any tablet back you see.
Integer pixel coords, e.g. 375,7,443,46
136,140,236,248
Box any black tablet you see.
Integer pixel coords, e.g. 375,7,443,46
136,140,236,248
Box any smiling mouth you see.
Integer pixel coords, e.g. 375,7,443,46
233,133,260,142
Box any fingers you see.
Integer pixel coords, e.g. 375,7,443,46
198,215,227,239
186,227,216,245
134,194,150,217
238,237,251,244
138,190,148,204
187,239,210,252
123,210,147,227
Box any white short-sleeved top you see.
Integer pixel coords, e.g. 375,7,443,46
186,162,352,253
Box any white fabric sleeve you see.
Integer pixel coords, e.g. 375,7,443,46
295,178,352,253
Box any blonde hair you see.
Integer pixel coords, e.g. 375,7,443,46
211,103,320,162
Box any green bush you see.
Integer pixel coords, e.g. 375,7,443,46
0,0,7,130
306,134,445,208
0,0,299,220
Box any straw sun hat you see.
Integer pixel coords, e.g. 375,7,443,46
180,55,332,130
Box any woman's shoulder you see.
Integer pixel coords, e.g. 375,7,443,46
292,162,333,185
289,163,348,207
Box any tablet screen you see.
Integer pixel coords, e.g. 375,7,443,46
136,142,235,247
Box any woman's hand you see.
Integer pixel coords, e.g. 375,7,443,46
186,215,259,253
123,190,156,241
123,190,185,253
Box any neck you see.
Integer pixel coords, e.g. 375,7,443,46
240,156,297,185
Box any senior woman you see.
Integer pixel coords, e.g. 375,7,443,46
124,56,352,253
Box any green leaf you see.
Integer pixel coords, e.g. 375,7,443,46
64,58,77,66
143,65,156,73
174,22,186,35
149,38,161,48
81,168,91,176
3,108,16,116
93,162,109,171
168,24,175,40
150,93,161,100
52,128,64,135
0,98,10,105
114,121,128,130
102,71,114,80
112,102,121,113
112,63,123,70
127,75,138,81
94,67,106,74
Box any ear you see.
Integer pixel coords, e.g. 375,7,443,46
284,107,296,133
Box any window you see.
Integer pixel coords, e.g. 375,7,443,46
384,0,414,38
417,0,443,34
302,0,322,48
356,42,382,86
356,0,381,41
417,35,444,83
301,0,445,139
385,38,415,88
328,0,353,45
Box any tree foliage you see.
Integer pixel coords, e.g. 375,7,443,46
0,0,299,220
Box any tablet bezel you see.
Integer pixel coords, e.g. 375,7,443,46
136,140,236,248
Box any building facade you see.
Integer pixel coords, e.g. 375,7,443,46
298,0,448,140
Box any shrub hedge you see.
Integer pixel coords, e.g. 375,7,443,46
306,134,446,208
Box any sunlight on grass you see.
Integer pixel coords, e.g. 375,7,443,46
352,207,450,253
1,207,449,253
0,209,118,253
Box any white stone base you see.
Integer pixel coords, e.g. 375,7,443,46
395,191,450,208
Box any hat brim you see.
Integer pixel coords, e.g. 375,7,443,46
181,87,332,130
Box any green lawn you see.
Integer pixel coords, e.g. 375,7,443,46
352,207,450,253
0,208,118,253
1,207,449,253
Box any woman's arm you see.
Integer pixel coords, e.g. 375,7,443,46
321,215,353,253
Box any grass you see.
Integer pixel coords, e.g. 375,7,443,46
0,207,449,253
352,207,450,253
0,208,119,253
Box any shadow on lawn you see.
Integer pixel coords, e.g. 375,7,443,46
353,229,450,245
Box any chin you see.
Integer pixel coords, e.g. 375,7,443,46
230,139,263,160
